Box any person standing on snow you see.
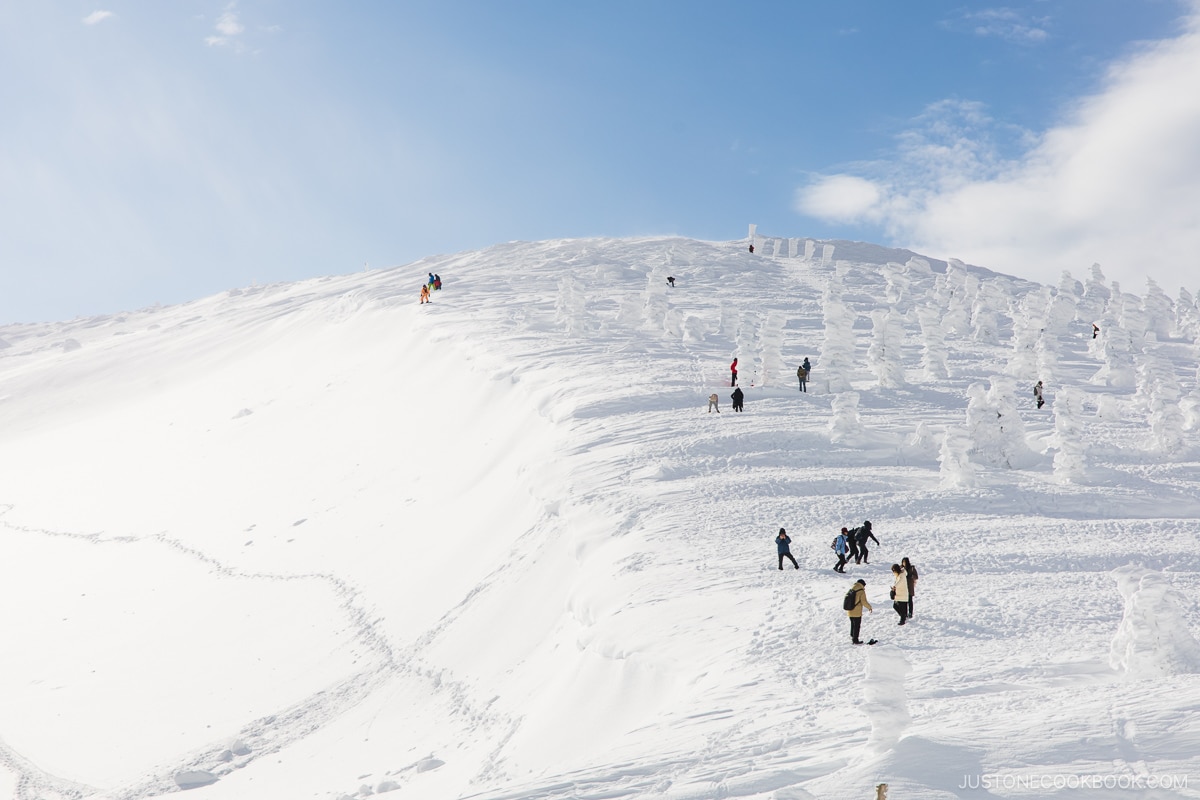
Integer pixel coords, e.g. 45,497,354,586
853,521,879,564
708,393,721,413
832,527,850,573
427,272,435,288
846,579,873,644
433,274,442,290
730,358,739,387
901,556,918,619
776,528,799,570
890,563,910,625
419,283,431,304
802,357,811,379
731,386,745,412
797,363,809,392
1034,380,1045,409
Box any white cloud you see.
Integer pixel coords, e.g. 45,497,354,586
799,9,1200,295
82,10,114,26
794,175,884,224
205,5,245,48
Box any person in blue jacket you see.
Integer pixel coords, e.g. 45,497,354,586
832,527,850,573
776,528,799,570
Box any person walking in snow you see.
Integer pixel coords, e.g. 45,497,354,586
890,563,910,625
419,283,431,304
846,525,861,565
1092,322,1100,339
776,528,799,570
901,556,918,619
846,579,873,644
797,363,809,393
748,243,755,254
730,358,739,387
708,393,721,413
731,386,745,412
433,274,442,290
832,527,850,573
1034,380,1045,409
427,272,435,288
667,276,675,288
853,520,879,565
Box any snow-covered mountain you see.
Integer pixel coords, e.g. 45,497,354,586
2,235,1199,800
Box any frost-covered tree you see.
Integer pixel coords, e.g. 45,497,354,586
1142,278,1175,341
971,281,1006,345
1118,293,1148,349
1078,263,1111,325
1137,354,1186,455
1051,387,1087,482
1181,361,1200,431
1090,315,1137,388
758,311,787,388
868,309,907,388
938,425,976,487
829,391,863,443
817,274,857,393
1007,287,1050,378
933,268,972,336
965,379,1034,468
1176,287,1200,343
916,306,950,379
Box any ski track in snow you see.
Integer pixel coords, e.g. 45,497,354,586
2,236,1200,799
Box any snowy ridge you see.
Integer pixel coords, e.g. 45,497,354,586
2,236,1200,799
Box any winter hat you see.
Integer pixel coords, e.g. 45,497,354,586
855,579,866,586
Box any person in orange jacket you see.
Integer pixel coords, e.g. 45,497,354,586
419,284,431,304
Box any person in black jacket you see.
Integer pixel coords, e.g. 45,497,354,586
776,528,799,570
853,520,879,564
901,556,918,619
731,386,745,412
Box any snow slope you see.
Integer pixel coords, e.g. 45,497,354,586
2,235,1200,799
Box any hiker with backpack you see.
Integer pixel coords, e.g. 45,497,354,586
852,520,879,564
1034,380,1045,409
844,579,874,644
831,527,849,573
776,528,799,570
890,563,910,626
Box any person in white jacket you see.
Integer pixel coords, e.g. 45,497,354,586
891,563,910,626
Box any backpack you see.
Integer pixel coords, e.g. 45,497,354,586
842,587,857,611
830,537,837,550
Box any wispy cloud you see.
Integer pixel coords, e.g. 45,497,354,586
82,10,114,26
796,9,1200,294
943,6,1050,44
205,4,245,48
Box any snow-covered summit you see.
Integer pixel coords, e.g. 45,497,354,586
1,235,1199,800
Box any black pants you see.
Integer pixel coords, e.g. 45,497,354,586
893,601,908,624
779,552,798,569
907,597,914,618
858,544,869,564
850,616,862,642
733,400,743,412
848,543,860,563
834,554,847,572
799,379,806,392
731,372,738,386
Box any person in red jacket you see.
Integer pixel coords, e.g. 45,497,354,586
730,357,739,387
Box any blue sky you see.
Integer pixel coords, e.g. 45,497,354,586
2,1,1198,322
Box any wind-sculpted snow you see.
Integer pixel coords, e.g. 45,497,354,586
1,235,1199,799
